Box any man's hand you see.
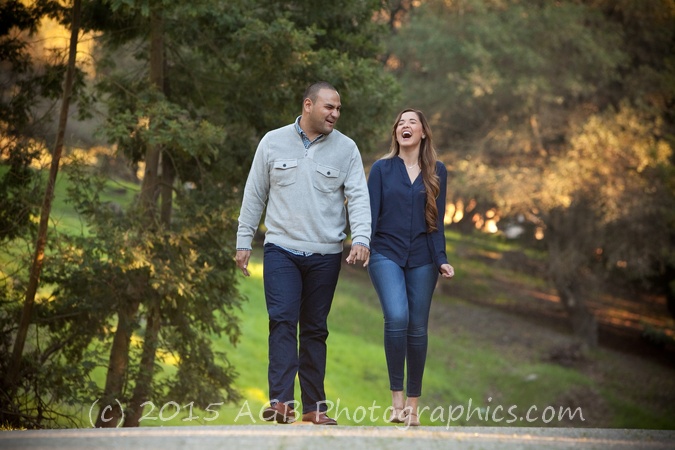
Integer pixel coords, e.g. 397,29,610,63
235,249,252,277
346,244,370,268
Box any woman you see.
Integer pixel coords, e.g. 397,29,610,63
367,109,454,426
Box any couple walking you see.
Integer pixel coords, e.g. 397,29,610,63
235,82,454,426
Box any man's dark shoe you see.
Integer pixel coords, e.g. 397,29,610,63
302,411,338,425
262,402,296,424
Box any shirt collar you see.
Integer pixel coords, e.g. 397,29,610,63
295,116,324,150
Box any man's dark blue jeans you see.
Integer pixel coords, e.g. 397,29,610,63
263,243,342,414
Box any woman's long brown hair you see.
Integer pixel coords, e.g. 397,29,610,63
383,109,441,232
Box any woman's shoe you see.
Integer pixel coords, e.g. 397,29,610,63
388,408,405,423
404,411,420,427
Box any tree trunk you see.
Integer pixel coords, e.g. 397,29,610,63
7,0,82,389
122,4,167,427
123,299,161,426
159,152,175,226
546,207,599,350
95,296,140,427
529,113,547,157
553,277,598,350
138,4,164,218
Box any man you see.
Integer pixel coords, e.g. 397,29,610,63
235,81,371,425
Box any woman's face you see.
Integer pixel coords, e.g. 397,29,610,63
396,111,425,149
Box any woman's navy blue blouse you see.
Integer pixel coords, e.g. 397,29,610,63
368,157,449,269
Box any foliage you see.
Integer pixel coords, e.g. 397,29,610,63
546,105,674,277
389,0,625,146
0,0,89,427
1,1,64,244
37,157,244,409
95,0,399,158
0,0,98,239
386,0,675,345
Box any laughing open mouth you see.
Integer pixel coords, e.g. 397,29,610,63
402,131,412,138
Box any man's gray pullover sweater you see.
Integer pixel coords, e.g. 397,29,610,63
236,123,371,254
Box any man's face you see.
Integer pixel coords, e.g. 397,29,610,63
304,88,341,137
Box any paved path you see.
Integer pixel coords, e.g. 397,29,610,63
1,425,674,450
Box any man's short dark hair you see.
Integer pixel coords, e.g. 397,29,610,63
303,81,338,103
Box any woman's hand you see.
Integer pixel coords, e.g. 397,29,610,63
440,263,454,279
346,244,370,268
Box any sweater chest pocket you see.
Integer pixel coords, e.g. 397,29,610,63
271,159,298,186
312,164,341,193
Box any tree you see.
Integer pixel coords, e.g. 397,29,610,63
8,0,83,390
0,0,94,427
386,0,675,348
2,0,398,428
542,105,674,347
